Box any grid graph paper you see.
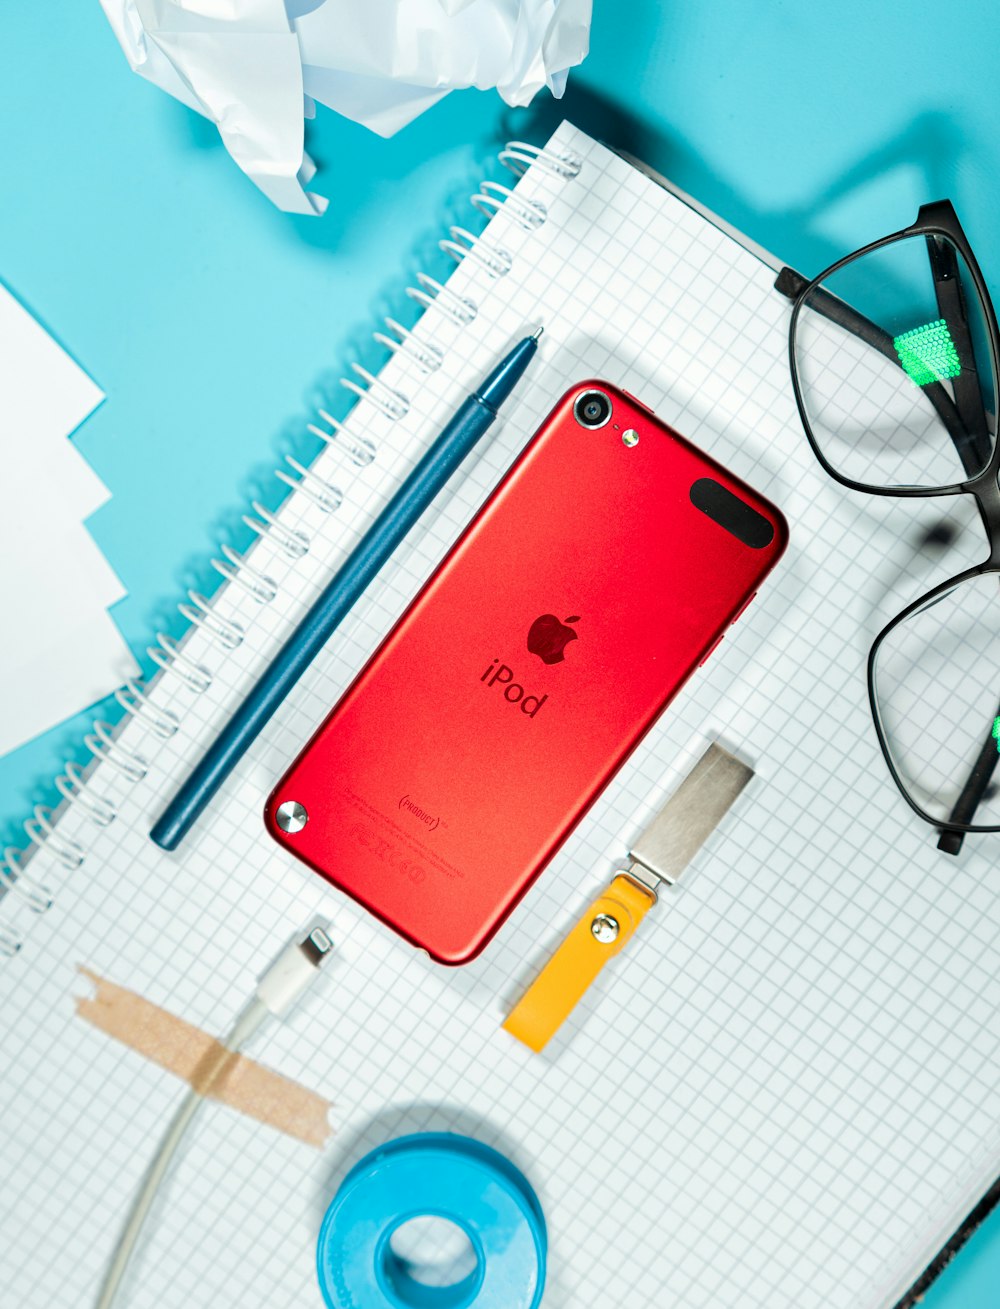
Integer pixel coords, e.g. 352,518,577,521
2,123,1000,1309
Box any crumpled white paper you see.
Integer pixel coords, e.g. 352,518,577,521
99,0,592,215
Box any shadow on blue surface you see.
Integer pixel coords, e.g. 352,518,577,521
524,83,965,280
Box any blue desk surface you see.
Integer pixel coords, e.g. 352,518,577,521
2,4,998,1303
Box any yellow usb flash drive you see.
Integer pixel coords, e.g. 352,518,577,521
503,743,754,1053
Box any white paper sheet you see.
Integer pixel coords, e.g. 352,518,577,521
100,0,591,212
0,284,137,755
2,611,135,754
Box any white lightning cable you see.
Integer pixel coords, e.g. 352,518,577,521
94,925,334,1309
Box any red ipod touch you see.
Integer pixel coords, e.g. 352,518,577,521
266,382,787,963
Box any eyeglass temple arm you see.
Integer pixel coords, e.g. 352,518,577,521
775,266,898,356
935,718,1000,856
925,237,995,855
774,267,980,476
926,236,993,471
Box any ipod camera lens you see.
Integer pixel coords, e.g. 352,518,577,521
574,389,613,429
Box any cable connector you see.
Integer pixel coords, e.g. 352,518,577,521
255,924,333,1019
95,922,336,1309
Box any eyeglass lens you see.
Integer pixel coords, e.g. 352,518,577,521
792,234,997,490
872,571,1000,829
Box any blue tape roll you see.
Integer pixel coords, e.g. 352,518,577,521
316,1133,546,1309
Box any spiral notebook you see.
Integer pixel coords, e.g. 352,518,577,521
2,122,999,1309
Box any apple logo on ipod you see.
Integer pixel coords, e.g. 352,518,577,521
527,614,580,665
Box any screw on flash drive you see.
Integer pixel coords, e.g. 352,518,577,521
502,743,754,1053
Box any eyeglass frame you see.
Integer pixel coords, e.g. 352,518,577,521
775,200,1000,854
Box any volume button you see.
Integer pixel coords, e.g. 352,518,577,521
731,592,757,625
698,634,724,667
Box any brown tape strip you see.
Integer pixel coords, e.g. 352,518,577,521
76,967,332,1148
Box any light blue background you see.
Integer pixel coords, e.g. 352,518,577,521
1,4,998,1303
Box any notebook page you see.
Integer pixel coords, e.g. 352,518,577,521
2,122,999,1309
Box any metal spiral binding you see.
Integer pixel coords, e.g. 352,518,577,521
373,318,445,373
1,848,53,913
275,455,344,514
211,545,279,605
177,591,245,651
471,183,546,230
55,762,116,827
406,274,478,326
499,141,583,179
24,808,85,871
307,412,377,467
243,502,311,560
341,364,410,420
439,227,513,278
148,635,213,693
84,722,149,783
1,133,582,955
115,681,181,739
0,922,21,957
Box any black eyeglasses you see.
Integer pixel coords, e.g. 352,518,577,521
775,201,1000,856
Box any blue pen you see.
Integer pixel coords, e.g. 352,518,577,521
150,328,542,851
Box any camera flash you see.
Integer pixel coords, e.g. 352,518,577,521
622,429,639,448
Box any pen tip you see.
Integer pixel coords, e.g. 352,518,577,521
530,325,544,341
